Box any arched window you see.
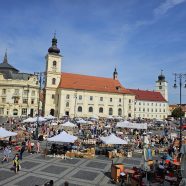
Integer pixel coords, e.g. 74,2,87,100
118,108,122,116
89,107,93,113
13,109,18,116
99,107,103,113
78,106,82,112
66,102,69,107
109,108,113,115
52,78,56,85
53,61,57,67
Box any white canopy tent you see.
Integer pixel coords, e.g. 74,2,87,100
0,127,17,138
116,121,147,130
100,133,128,145
32,117,47,123
45,115,56,120
22,117,35,123
47,131,77,143
61,121,76,128
76,119,87,124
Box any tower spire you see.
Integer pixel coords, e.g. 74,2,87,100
3,49,8,63
113,66,118,80
48,33,60,54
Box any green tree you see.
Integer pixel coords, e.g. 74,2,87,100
171,107,185,119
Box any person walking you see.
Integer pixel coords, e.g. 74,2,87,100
1,146,11,163
12,154,20,173
19,142,26,160
35,140,40,153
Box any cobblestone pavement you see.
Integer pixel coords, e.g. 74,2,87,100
0,148,173,186
0,147,143,186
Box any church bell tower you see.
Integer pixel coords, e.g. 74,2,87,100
44,34,62,116
155,70,168,101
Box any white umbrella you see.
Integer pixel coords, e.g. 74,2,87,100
100,133,128,145
45,115,56,120
0,127,17,138
47,131,77,143
22,117,35,123
61,121,76,127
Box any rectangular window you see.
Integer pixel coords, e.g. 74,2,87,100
151,103,153,106
100,97,103,101
119,98,121,103
0,108,4,115
2,98,6,103
79,95,82,100
2,89,6,95
143,108,145,112
129,106,131,110
31,90,35,96
110,98,112,102
22,108,27,115
66,94,70,99
31,99,34,104
90,96,93,101
52,94,55,99
23,99,28,104
129,99,131,103
14,98,19,104
139,102,141,105
24,90,28,95
14,89,19,95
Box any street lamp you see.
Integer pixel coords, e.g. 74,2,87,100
173,73,186,151
34,72,45,139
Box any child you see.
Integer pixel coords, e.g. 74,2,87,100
13,154,20,173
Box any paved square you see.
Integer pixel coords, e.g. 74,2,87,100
86,161,107,169
14,176,49,186
0,170,15,181
72,170,99,181
41,165,68,174
59,158,81,165
21,161,40,169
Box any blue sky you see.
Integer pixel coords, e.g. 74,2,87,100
0,0,186,104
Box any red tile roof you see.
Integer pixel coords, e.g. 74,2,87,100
59,72,132,95
128,89,167,102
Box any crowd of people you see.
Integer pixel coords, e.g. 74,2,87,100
0,116,184,185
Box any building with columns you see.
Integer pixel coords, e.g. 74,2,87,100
0,52,39,117
43,35,169,119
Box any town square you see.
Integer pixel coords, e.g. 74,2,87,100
0,1,186,186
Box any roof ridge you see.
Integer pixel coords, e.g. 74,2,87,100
62,72,115,81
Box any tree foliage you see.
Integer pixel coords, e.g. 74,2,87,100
171,107,185,118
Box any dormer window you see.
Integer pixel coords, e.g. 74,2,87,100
116,86,121,91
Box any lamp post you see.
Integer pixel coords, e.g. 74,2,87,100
34,72,45,139
173,73,186,151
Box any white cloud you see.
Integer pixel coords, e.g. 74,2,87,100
154,0,186,16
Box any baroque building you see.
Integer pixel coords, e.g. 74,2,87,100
43,35,135,118
43,35,169,119
0,52,39,117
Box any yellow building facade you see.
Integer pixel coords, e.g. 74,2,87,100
0,52,39,118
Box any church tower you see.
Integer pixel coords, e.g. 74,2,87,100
155,70,168,101
44,34,62,116
113,67,118,80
